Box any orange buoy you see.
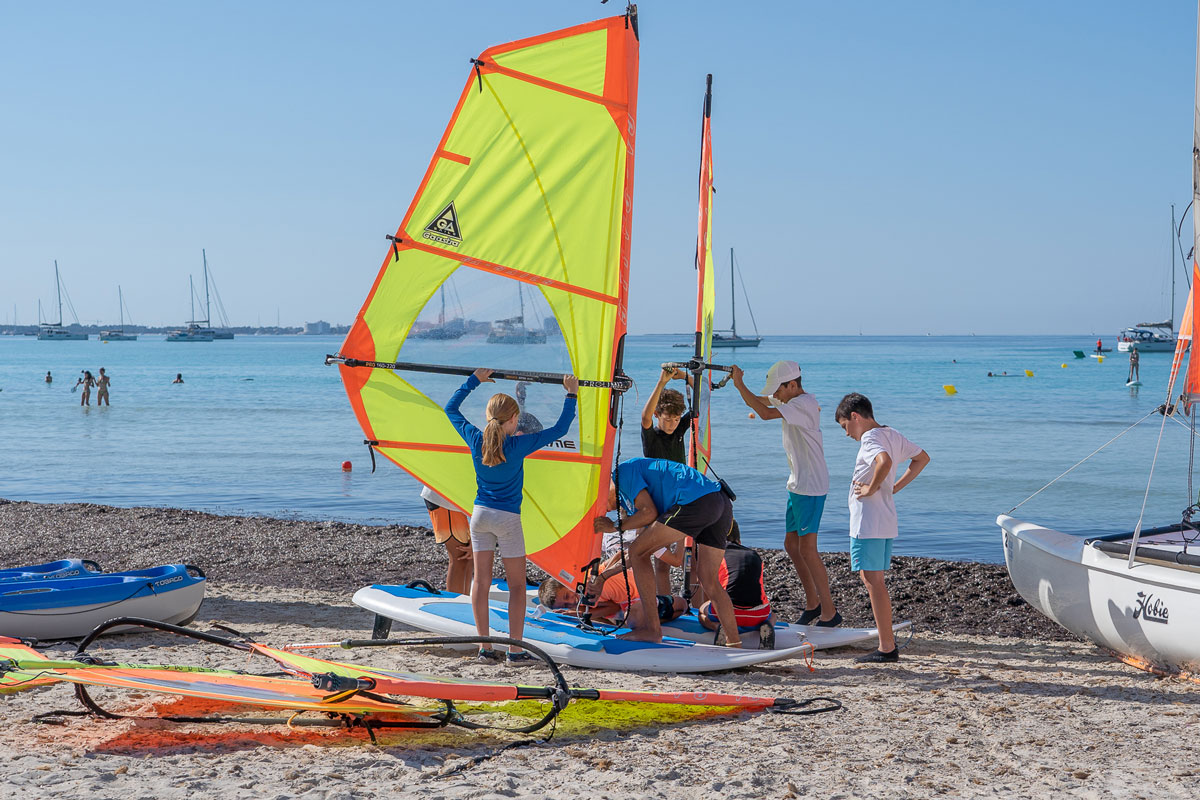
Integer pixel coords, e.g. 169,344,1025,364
341,461,352,472
748,412,756,419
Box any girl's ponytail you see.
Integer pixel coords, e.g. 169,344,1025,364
481,393,519,467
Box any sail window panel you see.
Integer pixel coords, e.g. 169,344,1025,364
488,27,608,98
410,73,626,298
359,249,459,363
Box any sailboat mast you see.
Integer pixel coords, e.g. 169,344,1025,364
439,285,446,326
189,275,196,325
729,248,736,338
1172,203,1177,331
55,260,63,326
119,286,124,327
203,249,211,326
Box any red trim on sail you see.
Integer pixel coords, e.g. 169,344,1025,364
396,236,619,305
436,149,470,166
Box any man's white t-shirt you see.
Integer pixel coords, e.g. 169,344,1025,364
770,393,830,497
848,426,923,539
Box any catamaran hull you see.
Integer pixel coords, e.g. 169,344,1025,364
999,514,1200,673
354,584,810,673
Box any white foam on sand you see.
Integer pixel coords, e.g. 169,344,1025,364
1,583,1198,799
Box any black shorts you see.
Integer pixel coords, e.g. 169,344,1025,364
658,490,732,549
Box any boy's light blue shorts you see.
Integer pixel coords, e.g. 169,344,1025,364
850,537,894,571
786,493,825,536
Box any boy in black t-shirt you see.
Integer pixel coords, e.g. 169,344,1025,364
640,368,693,463
640,368,693,592
697,521,776,649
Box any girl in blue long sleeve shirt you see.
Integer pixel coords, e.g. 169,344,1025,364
445,367,578,663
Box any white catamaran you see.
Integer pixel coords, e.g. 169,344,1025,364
37,261,88,341
999,3,1200,677
99,286,137,342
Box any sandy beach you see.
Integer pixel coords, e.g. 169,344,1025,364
2,500,1198,799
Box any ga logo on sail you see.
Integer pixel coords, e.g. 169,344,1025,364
423,202,462,248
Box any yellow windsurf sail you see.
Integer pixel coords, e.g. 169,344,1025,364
689,75,716,474
334,10,640,589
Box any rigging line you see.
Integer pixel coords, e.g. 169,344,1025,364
731,250,761,338
1177,199,1193,289
1129,403,1174,567
1192,405,1197,505
1006,408,1159,514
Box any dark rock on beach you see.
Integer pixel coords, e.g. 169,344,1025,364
0,499,1076,641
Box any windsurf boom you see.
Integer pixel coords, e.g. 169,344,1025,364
0,618,840,739
331,8,642,591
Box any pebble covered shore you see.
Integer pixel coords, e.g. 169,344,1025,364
0,499,1072,641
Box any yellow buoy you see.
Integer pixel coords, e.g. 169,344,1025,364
1097,355,1105,364
943,385,957,395
1025,369,1034,378
1061,363,1067,368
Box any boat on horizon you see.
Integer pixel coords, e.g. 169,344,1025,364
37,261,88,341
674,248,761,348
411,285,466,340
487,285,547,344
1119,207,1183,353
167,275,216,342
99,285,137,341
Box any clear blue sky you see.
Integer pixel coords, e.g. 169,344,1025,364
1,1,1195,334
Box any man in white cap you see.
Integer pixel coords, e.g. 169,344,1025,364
729,361,840,627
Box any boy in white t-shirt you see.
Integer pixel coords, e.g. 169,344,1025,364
731,360,840,627
834,392,930,663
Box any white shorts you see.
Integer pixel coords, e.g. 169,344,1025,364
470,505,525,559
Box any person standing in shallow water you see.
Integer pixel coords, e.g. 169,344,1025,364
75,371,96,406
44,371,52,384
96,368,111,406
172,373,184,384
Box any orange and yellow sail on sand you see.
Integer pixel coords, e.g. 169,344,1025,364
332,10,640,588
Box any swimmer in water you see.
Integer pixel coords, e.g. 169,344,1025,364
172,373,184,384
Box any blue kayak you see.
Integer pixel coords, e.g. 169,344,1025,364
0,559,103,582
0,564,207,640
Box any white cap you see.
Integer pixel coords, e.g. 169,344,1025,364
761,360,802,395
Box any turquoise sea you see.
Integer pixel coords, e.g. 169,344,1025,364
1,334,1194,564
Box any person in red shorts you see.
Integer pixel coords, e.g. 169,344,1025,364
697,521,776,649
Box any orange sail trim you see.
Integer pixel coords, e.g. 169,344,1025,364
1186,262,1200,406
477,61,628,111
398,237,620,305
1168,264,1198,401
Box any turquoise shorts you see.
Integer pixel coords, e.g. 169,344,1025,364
786,493,825,537
850,537,893,571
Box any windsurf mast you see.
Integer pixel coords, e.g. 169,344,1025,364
1132,4,1200,561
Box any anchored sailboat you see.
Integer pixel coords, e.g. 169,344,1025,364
37,261,87,341
99,286,137,341
999,1,1200,677
166,275,215,342
713,249,762,347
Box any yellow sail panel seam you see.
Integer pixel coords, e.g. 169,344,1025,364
481,73,571,303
